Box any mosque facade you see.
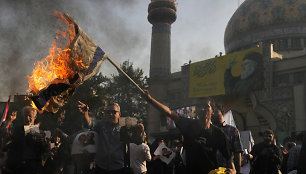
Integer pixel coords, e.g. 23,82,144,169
147,0,306,142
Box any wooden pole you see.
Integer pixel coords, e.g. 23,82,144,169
106,56,144,94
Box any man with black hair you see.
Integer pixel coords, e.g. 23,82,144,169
212,104,243,173
142,90,236,174
297,131,306,174
245,129,283,174
129,123,151,174
287,132,303,173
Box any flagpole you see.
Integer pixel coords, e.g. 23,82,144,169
106,56,145,94
0,96,11,127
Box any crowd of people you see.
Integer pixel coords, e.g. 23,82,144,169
0,90,304,174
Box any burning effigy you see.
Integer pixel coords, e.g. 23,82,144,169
27,12,107,114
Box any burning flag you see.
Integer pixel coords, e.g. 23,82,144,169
28,13,108,113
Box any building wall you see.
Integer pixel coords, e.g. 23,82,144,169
294,84,306,131
164,44,306,142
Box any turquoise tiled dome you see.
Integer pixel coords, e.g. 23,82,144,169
224,0,306,53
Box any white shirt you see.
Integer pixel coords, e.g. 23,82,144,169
130,143,151,174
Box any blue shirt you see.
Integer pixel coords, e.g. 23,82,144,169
90,119,124,170
287,144,302,172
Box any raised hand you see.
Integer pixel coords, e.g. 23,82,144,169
142,89,152,101
78,101,89,114
141,89,172,116
10,111,17,122
78,101,91,124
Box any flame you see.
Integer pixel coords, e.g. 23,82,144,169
24,96,30,101
26,97,39,112
30,101,38,110
27,12,87,93
30,100,44,114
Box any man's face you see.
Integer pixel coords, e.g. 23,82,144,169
105,105,120,124
263,133,274,144
196,101,213,121
212,109,223,126
241,59,257,79
86,132,94,141
25,109,37,124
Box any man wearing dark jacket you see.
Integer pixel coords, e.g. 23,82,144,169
245,129,283,174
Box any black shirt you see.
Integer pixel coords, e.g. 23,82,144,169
250,142,283,174
175,117,231,174
2,124,48,170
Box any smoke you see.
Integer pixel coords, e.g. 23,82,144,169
0,0,149,101
0,0,239,101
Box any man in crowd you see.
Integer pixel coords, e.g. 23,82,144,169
212,104,243,173
78,101,125,174
297,131,306,174
142,90,236,174
287,132,303,173
245,129,283,174
129,123,151,174
0,106,48,174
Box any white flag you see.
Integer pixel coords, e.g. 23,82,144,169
223,110,236,127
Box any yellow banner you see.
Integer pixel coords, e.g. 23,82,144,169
189,46,263,97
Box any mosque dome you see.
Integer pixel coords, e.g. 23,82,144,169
224,0,306,54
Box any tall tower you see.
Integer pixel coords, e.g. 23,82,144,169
147,0,177,134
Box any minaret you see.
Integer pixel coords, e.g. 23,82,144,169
147,0,177,134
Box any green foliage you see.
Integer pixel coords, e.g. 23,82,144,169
46,60,148,134
105,60,148,120
72,73,109,115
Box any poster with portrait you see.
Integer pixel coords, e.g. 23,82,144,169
154,144,176,164
24,125,40,135
174,106,196,119
189,46,263,97
71,130,98,155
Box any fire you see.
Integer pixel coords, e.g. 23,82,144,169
24,95,40,112
27,12,88,93
30,100,44,114
24,96,30,101
30,101,38,110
